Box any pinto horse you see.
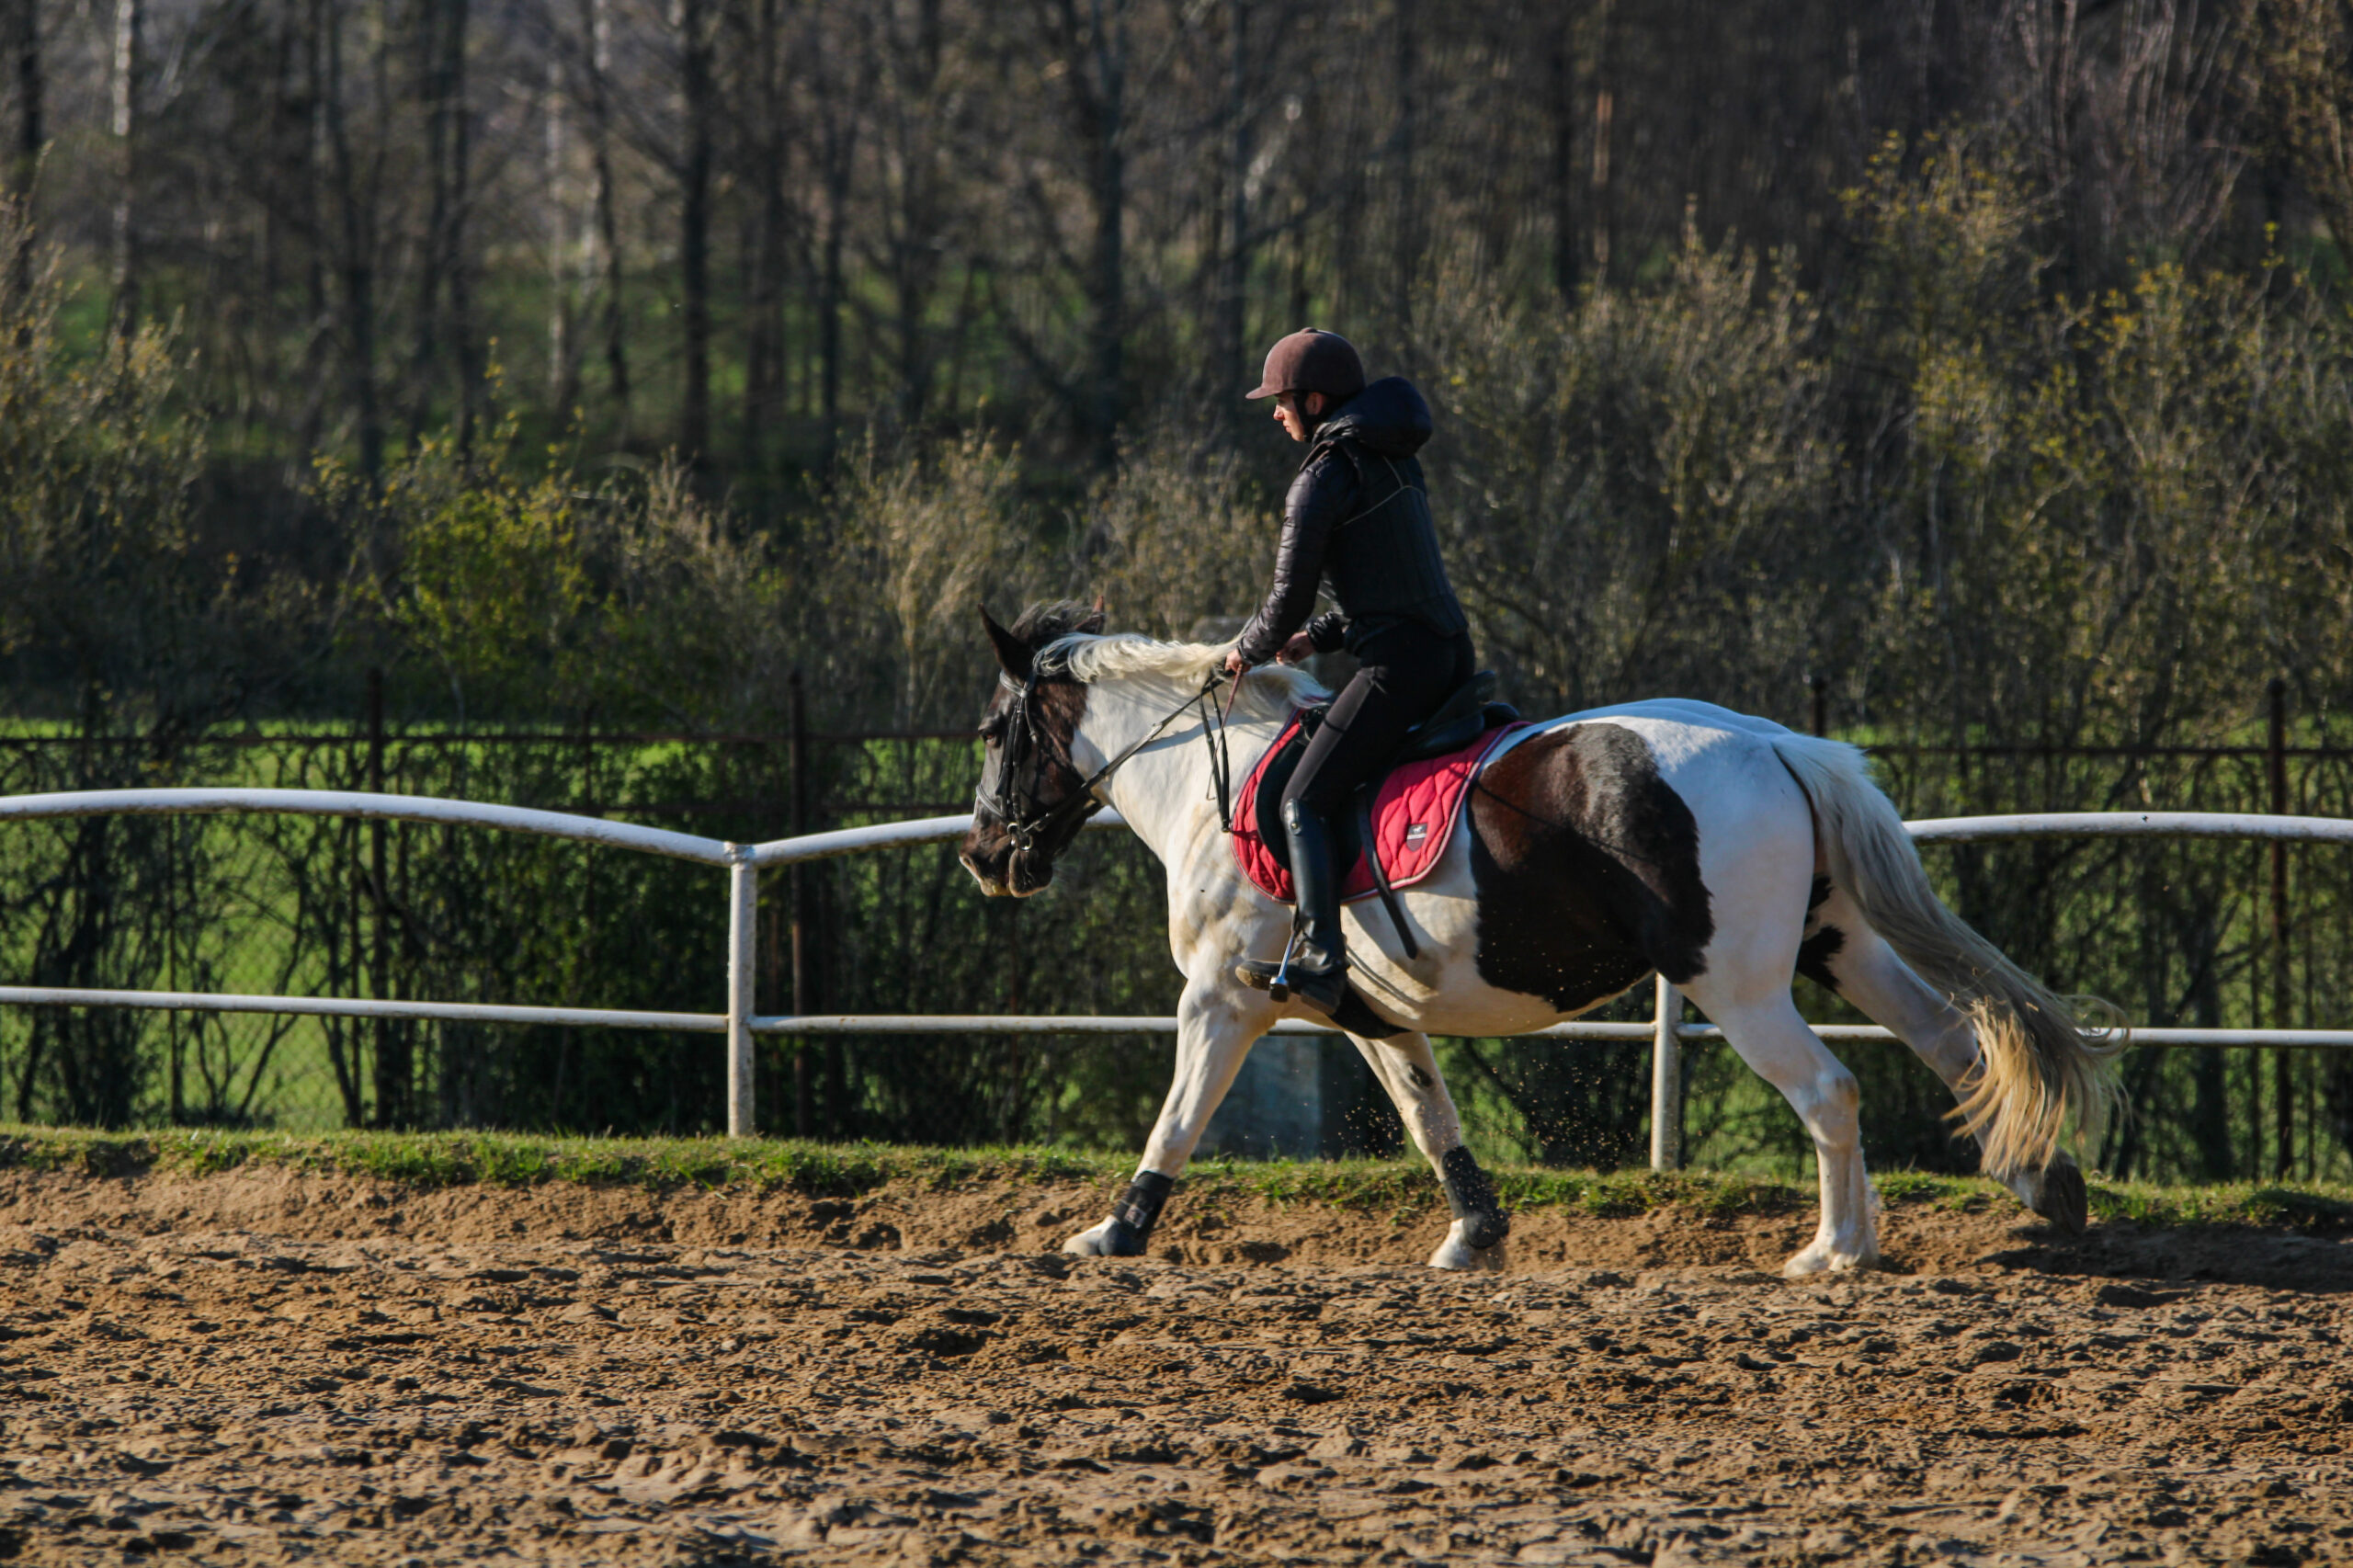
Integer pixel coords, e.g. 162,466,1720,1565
959,602,2119,1278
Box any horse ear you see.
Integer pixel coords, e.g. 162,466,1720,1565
1080,594,1107,635
979,604,1030,676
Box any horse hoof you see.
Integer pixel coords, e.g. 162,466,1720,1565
1781,1241,1879,1278
1427,1221,1508,1273
2031,1156,2088,1235
1061,1217,1148,1258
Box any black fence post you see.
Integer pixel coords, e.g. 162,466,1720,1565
366,667,404,1128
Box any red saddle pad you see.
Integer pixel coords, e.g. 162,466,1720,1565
1233,714,1530,905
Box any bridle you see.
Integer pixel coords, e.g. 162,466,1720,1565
977,662,1236,868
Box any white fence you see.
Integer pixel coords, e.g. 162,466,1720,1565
2,790,2351,1162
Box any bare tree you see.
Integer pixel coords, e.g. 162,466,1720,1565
315,0,383,475
580,0,629,427
545,55,574,407
734,0,791,467
1589,0,1613,282
676,0,714,460
6,0,36,195
108,0,139,342
858,0,956,433
800,0,858,466
410,0,478,447
2253,0,2353,255
1547,3,1578,299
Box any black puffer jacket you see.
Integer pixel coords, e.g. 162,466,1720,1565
1233,376,1470,666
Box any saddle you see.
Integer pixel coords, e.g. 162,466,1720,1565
1233,672,1525,957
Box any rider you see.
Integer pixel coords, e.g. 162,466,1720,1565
1222,328,1474,1017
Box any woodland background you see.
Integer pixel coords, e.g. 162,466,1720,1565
4,0,2353,1179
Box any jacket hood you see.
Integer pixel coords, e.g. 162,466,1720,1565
1315,376,1431,459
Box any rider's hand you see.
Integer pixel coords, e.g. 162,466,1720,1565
1222,649,1251,682
1275,631,1316,665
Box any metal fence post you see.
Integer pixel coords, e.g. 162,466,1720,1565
1651,972,1683,1171
726,849,757,1137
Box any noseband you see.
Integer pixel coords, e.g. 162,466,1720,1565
977,665,1235,866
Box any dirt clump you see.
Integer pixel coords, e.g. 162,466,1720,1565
0,1166,2348,1565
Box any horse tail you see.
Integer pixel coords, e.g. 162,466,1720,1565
1768,734,2122,1177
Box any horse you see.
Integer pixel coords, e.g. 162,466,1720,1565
959,601,2120,1278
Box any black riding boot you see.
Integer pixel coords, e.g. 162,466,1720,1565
1235,799,1349,1017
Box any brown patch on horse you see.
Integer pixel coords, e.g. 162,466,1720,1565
1796,925,1847,992
1468,723,1714,1010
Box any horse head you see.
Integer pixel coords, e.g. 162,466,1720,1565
960,600,1105,897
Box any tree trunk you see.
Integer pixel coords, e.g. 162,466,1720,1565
1217,0,1251,415
817,98,852,469
546,55,575,408
582,0,628,428
317,0,381,475
6,0,39,312
1085,0,1127,469
1589,0,1613,285
445,0,476,449
1547,6,1577,300
887,0,945,432
412,0,473,448
108,0,139,345
676,0,713,463
739,0,787,472
1389,0,1415,332
6,0,37,195
412,0,449,437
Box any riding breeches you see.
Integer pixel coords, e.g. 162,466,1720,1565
1280,621,1476,821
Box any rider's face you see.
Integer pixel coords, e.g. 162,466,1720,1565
1272,392,1327,442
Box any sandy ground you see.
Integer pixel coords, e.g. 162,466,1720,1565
1,1168,2349,1566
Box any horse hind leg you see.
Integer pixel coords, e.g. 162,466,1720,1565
1807,895,2087,1232
1685,983,1879,1276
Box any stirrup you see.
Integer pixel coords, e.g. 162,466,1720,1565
1234,930,1347,1015
1268,927,1302,1002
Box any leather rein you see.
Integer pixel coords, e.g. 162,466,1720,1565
979,664,1237,860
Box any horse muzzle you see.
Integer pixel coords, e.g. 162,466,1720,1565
958,833,1054,898
958,851,1012,896
1002,845,1055,897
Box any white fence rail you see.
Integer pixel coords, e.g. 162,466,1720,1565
0,791,2347,1153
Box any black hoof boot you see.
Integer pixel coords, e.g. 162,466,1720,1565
1080,1172,1173,1258
1096,1217,1150,1256
2031,1153,2088,1235
1442,1146,1511,1251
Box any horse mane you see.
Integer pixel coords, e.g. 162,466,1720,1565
1036,628,1328,722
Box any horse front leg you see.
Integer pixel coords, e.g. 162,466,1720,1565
1349,1030,1510,1273
1062,981,1274,1258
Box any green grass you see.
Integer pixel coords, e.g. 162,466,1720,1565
6,1126,2353,1232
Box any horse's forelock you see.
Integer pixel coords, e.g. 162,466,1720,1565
1007,598,1102,647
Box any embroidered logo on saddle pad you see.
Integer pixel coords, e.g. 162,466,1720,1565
1232,716,1529,905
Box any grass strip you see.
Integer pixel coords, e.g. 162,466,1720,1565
2,1126,2350,1232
